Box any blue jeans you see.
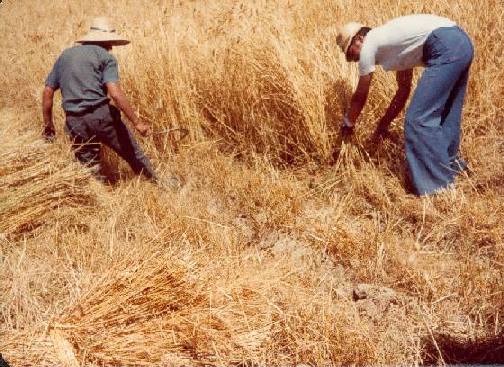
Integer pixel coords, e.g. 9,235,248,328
405,26,474,195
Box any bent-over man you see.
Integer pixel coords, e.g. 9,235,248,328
337,14,474,195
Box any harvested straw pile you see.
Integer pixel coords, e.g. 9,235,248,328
50,251,203,366
0,115,95,237
47,246,420,366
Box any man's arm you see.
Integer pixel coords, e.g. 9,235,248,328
42,86,55,140
105,81,151,136
374,69,413,136
346,73,373,127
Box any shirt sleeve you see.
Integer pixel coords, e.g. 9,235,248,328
358,42,376,76
45,57,61,90
102,54,119,84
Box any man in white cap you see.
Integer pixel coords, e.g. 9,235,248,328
336,15,474,196
42,17,158,182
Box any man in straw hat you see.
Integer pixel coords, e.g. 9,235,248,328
336,14,474,196
42,17,166,185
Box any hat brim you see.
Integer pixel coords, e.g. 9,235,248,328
76,31,130,46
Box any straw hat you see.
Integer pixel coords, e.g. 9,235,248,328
336,22,364,55
76,17,130,46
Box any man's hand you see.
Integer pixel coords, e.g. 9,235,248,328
371,121,390,140
43,124,56,142
340,113,354,137
134,121,151,136
341,125,354,138
369,122,401,146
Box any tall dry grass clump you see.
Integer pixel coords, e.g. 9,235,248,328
1,0,504,366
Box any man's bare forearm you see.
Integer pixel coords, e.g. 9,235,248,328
105,81,150,136
346,74,373,127
348,93,367,125
42,86,56,140
377,69,412,131
109,88,139,126
42,86,54,127
378,89,409,129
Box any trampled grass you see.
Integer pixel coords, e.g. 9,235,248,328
1,0,503,365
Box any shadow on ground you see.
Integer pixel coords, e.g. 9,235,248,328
0,353,10,367
423,333,504,364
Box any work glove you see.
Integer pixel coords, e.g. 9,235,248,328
340,114,354,137
43,124,55,142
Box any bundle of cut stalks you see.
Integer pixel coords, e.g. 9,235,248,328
49,250,277,366
0,125,95,237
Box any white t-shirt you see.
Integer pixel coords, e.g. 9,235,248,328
359,14,456,76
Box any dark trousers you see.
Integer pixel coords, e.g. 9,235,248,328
65,104,156,181
405,26,474,195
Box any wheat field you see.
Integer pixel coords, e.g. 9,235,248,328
1,0,503,365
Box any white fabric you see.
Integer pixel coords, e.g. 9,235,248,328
359,14,456,76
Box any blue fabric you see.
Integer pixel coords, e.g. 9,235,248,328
405,26,474,195
45,45,119,113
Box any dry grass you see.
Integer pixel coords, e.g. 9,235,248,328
1,0,503,365
0,110,96,237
